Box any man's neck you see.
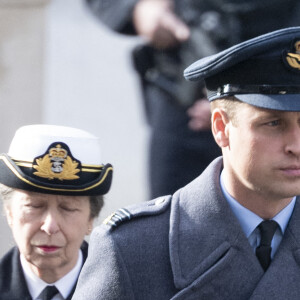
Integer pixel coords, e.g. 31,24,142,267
234,195,293,219
222,170,294,219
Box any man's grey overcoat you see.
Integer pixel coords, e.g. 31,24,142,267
72,158,300,299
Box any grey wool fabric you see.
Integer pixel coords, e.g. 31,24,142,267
72,158,300,299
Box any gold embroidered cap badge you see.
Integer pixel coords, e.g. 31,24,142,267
33,143,81,180
285,40,300,71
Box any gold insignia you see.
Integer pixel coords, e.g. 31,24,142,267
285,41,300,70
33,144,80,180
103,208,132,227
103,213,115,225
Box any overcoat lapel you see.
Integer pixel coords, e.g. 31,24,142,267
169,158,264,299
169,157,300,299
249,198,300,299
66,241,89,300
0,247,32,300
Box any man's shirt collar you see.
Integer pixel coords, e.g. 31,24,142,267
220,170,296,238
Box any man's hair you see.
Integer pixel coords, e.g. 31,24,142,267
0,183,104,219
210,96,245,125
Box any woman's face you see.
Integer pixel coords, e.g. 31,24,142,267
5,190,93,282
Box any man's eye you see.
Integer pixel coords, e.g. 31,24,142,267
266,120,280,126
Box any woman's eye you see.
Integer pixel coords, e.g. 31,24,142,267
26,204,43,209
60,206,77,212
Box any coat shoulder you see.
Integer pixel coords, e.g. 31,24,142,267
0,247,17,281
103,195,172,229
0,247,30,299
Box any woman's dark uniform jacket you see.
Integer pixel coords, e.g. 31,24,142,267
0,241,88,300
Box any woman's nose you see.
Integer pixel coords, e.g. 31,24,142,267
40,210,60,235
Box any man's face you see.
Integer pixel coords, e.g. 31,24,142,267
5,190,93,281
223,103,300,203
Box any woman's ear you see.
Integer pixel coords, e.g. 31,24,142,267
4,206,13,227
211,108,230,148
86,219,94,235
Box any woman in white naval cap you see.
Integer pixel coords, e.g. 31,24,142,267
0,124,113,300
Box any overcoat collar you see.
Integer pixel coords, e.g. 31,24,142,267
169,157,300,299
0,247,32,300
250,200,300,299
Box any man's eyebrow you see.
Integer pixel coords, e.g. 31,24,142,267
255,108,286,117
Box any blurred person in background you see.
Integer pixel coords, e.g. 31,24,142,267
85,0,300,198
0,124,113,300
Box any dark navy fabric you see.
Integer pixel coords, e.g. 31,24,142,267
185,27,300,81
185,27,300,111
145,85,220,197
0,242,88,300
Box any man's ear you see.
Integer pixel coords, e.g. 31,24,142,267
211,108,230,148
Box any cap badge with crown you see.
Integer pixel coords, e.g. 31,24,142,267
33,142,81,181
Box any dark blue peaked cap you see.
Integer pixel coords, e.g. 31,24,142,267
184,27,300,111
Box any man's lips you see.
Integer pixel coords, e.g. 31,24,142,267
280,166,300,176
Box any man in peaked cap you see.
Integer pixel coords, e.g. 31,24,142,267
0,124,113,300
73,27,300,299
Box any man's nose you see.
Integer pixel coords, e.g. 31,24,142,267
40,210,60,235
285,126,300,156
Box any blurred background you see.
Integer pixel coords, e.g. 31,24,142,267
0,0,149,256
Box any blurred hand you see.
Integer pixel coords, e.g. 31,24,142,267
187,98,212,131
133,0,190,49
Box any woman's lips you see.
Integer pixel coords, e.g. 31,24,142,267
38,245,60,252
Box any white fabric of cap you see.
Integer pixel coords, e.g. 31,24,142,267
8,124,102,165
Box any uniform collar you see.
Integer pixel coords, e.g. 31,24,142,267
169,157,300,292
20,250,83,299
220,170,296,237
169,157,253,289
